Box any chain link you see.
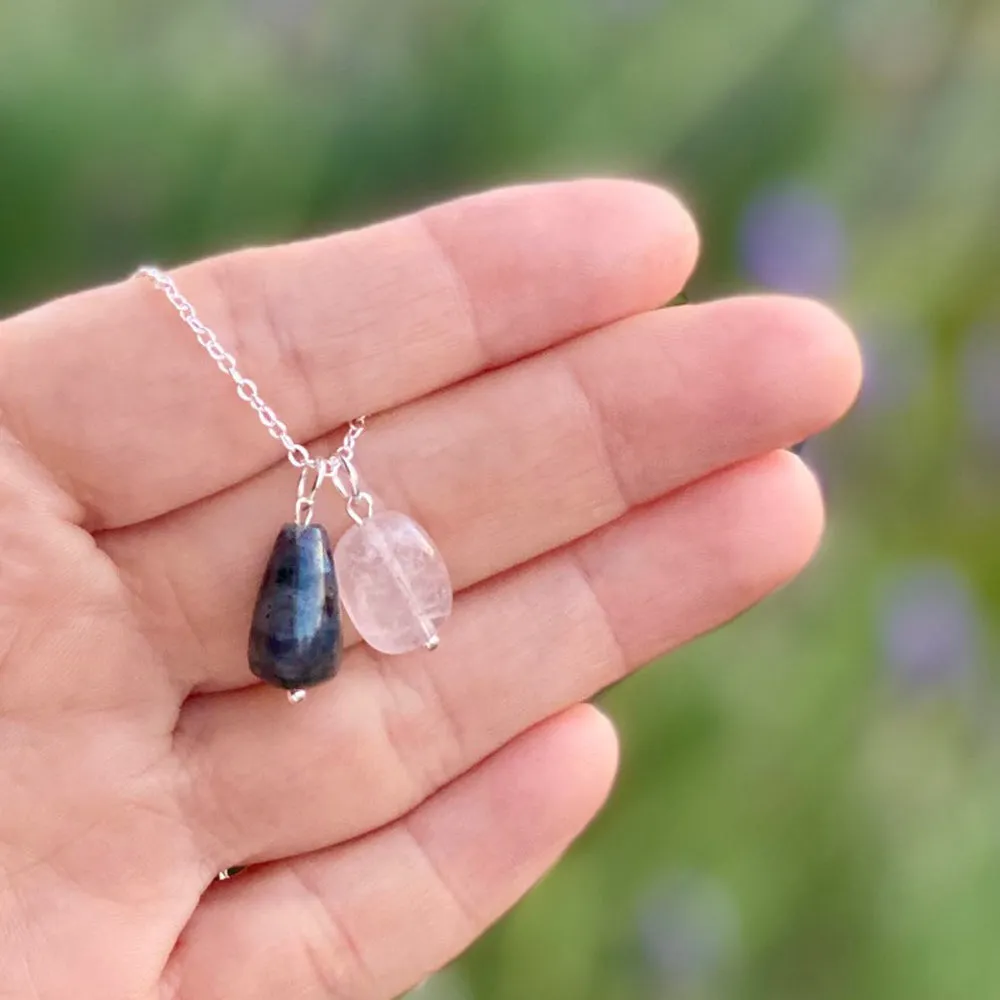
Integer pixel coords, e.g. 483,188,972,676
136,266,365,474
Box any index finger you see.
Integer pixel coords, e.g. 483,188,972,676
0,179,698,529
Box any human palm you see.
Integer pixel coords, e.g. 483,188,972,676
0,180,859,999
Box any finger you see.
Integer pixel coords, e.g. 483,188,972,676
175,451,822,868
103,295,860,694
165,705,617,1000
0,180,697,529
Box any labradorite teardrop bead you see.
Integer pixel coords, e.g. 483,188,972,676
248,524,343,689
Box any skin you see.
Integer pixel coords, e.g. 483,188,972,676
0,179,861,1000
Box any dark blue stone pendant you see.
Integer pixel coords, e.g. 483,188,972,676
248,523,343,691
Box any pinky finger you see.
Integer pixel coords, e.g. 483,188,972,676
163,705,619,1000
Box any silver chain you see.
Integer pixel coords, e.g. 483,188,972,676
136,265,372,523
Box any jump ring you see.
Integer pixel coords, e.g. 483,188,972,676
297,461,329,502
331,455,361,501
346,492,374,526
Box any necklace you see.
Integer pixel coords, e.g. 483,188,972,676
137,266,453,703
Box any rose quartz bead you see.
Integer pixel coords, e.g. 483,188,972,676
334,510,452,654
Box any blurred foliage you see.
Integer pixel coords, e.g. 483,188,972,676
3,1,1000,997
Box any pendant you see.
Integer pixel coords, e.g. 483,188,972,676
247,444,453,702
248,524,343,692
138,267,455,700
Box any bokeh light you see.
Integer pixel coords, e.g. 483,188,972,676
738,184,846,297
879,563,982,691
635,871,741,994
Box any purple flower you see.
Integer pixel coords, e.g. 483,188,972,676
739,184,847,297
879,563,982,689
636,871,740,990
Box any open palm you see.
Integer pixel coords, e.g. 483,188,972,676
0,180,859,999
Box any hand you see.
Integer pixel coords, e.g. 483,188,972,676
0,180,860,999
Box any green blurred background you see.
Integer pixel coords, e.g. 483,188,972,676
3,1,1000,997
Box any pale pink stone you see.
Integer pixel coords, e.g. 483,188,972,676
334,510,452,655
